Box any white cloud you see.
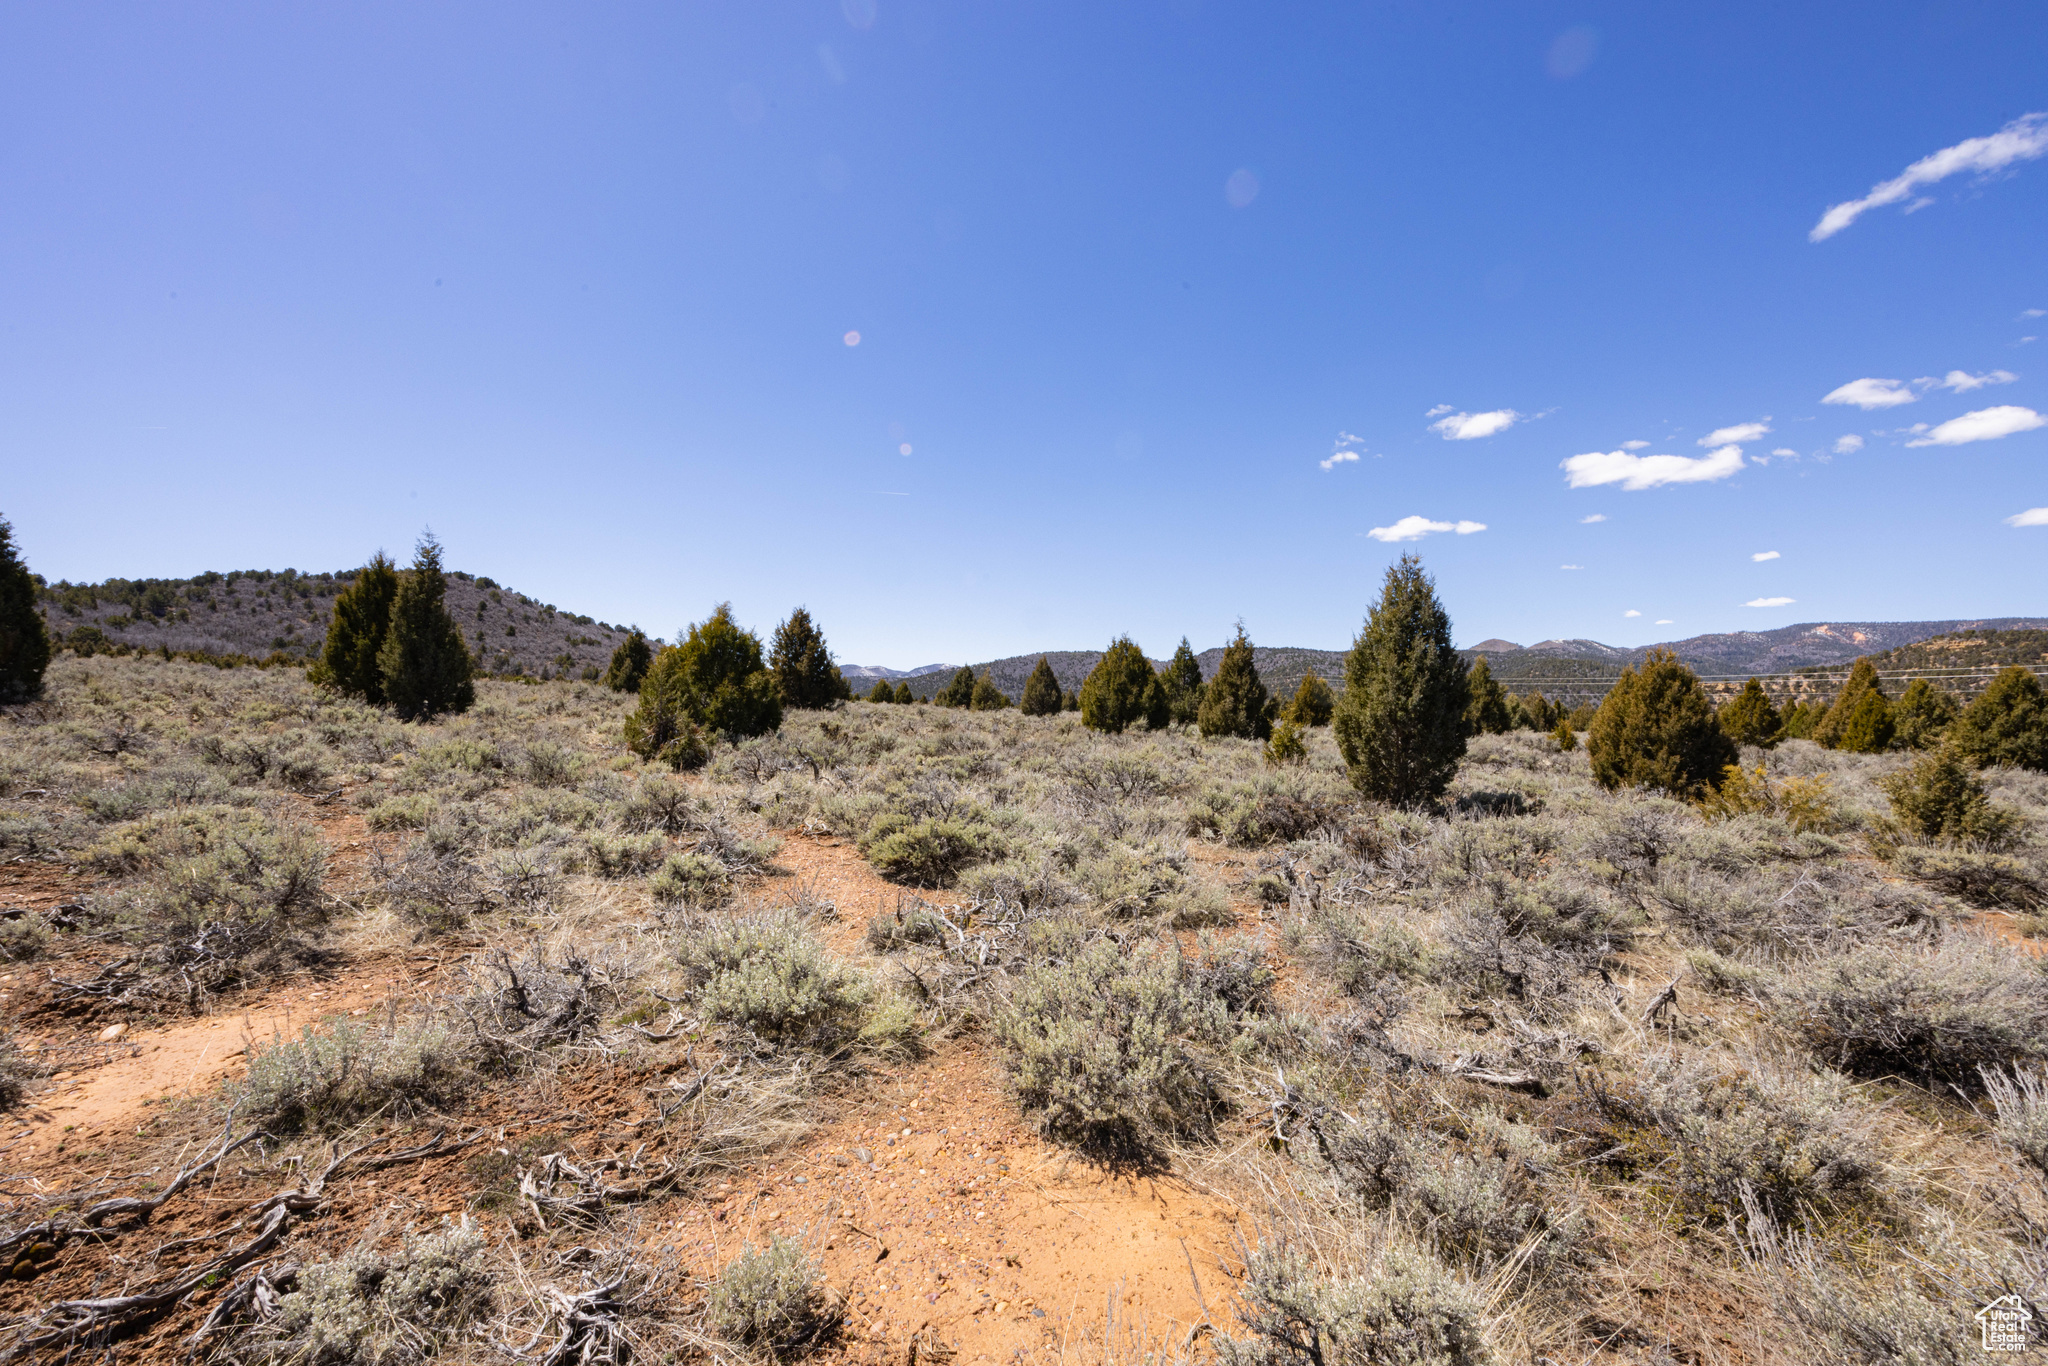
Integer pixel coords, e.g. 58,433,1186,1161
1905,405,2047,447
1429,409,1521,440
1560,563,1582,570
1701,420,1771,446
2006,507,2048,527
1823,377,1916,409
1832,434,1865,455
1810,112,2048,241
1424,404,1454,418
1746,597,1796,608
1320,450,1360,471
1655,619,1674,625
1935,368,2018,392
1580,513,1607,523
1771,447,1798,457
1752,550,1781,561
1624,610,1641,618
2024,309,2046,319
1560,444,1746,490
1621,440,1650,450
1367,515,1488,543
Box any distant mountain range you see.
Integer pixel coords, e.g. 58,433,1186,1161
840,663,961,681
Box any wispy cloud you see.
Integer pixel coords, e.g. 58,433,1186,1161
1580,513,1607,523
1752,550,1781,561
1560,563,1583,570
1655,619,1674,625
1810,112,2048,241
1428,409,1521,440
1701,420,1771,446
1320,450,1359,471
1823,377,1916,409
1367,516,1487,543
2006,507,2048,527
1561,444,1745,490
1927,368,2018,392
1746,596,1796,608
1833,434,1865,455
1621,440,1650,450
1321,432,1366,470
2025,309,2046,319
1771,447,1799,457
1624,610,1641,618
1905,405,2047,447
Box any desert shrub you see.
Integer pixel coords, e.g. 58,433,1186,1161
1984,1066,2048,1176
677,913,896,1051
861,812,994,887
1075,842,1194,918
1283,672,1336,728
138,822,329,988
378,535,476,721
250,1221,493,1366
1954,666,2048,772
1333,555,1468,807
1020,657,1062,716
85,804,271,874
1696,764,1837,833
520,739,579,787
994,933,1230,1153
242,1016,474,1132
1892,846,2045,910
1588,650,1735,797
1265,719,1307,766
413,735,503,775
958,857,1076,911
455,946,631,1069
1199,625,1271,740
0,909,47,964
1388,1116,1587,1274
1081,636,1167,733
1160,638,1206,726
648,851,732,905
1879,745,2022,846
311,553,398,705
708,1237,829,1358
1777,934,2048,1085
1893,677,1959,750
0,516,51,703
603,629,653,693
1191,931,1276,1016
365,792,437,831
579,830,669,878
1289,904,1437,994
865,903,949,950
771,607,849,709
1215,1242,1488,1366
1462,656,1511,735
1716,677,1782,748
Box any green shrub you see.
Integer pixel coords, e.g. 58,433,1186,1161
312,553,398,704
377,535,476,721
771,607,849,709
1952,665,2048,771
142,823,330,988
579,830,669,877
1891,846,2044,909
862,815,993,887
1283,672,1336,728
1892,678,1958,750
1462,656,1511,735
677,914,895,1052
1081,636,1166,733
1199,626,1271,740
1550,719,1577,751
1265,719,1307,766
1587,649,1736,797
708,1237,829,1358
1879,746,2021,845
1020,657,1062,716
1810,658,1884,750
1716,678,1782,748
1333,555,1469,807
1160,638,1205,725
602,630,653,693
0,516,51,704
994,934,1228,1153
242,1017,474,1132
1216,1242,1488,1366
365,793,437,831
648,851,732,905
253,1222,493,1366
625,605,780,759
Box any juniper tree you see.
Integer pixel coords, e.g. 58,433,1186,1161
1198,626,1270,740
1834,688,1897,754
1284,672,1337,728
1952,666,2048,772
771,607,848,709
1779,698,1822,740
1880,744,2017,843
312,553,398,703
1332,555,1469,806
1586,649,1734,796
1062,689,1080,712
1160,639,1206,726
867,678,894,703
1020,657,1062,716
0,516,51,704
377,536,475,721
1811,658,1884,750
1080,637,1163,734
624,603,781,759
892,681,914,705
1716,678,1782,749
1463,657,1512,735
970,671,1010,711
935,667,976,708
602,630,653,694
1893,678,1959,750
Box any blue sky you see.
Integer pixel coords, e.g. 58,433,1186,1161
3,2,2043,665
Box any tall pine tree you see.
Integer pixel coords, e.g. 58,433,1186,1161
312,553,399,703
1160,639,1206,726
970,671,1009,710
1198,626,1270,740
1332,555,1469,805
1020,657,1063,716
377,535,476,721
603,630,654,694
893,681,915,705
0,516,50,704
771,607,848,709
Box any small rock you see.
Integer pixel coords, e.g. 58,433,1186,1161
793,1175,808,1185
98,1023,128,1043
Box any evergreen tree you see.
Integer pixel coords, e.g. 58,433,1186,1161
1080,637,1161,734
377,536,475,721
770,607,848,709
1264,719,1307,765
602,630,653,694
1062,689,1081,712
893,681,915,705
624,603,781,758
1020,657,1063,716
1511,691,1558,732
970,671,1010,710
1198,626,1270,740
312,553,398,703
1586,649,1734,796
1834,688,1896,754
1564,702,1598,732
935,667,976,708
1332,555,1470,806
1463,657,1512,735
1880,744,2016,843
1716,678,1782,749
1550,719,1578,752
0,516,51,704
1283,672,1337,728
1811,658,1884,749
867,678,894,703
1159,639,1206,726
1779,698,1821,740
1893,678,1959,750
1951,666,2048,772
